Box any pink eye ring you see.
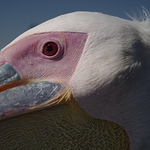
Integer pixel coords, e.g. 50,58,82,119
42,41,64,59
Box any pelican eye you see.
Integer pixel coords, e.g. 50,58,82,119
43,42,58,56
42,41,64,59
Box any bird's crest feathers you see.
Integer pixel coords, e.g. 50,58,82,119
128,7,150,38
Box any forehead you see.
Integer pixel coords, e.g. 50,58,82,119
2,11,131,51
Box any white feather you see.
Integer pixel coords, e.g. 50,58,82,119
69,11,150,150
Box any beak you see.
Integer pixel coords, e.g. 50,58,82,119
0,63,66,119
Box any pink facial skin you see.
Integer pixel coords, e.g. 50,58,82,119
0,32,88,85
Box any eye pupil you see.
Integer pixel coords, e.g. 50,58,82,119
47,45,53,52
43,42,58,56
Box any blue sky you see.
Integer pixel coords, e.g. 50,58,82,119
0,0,150,49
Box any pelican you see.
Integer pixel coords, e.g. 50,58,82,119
0,11,150,150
